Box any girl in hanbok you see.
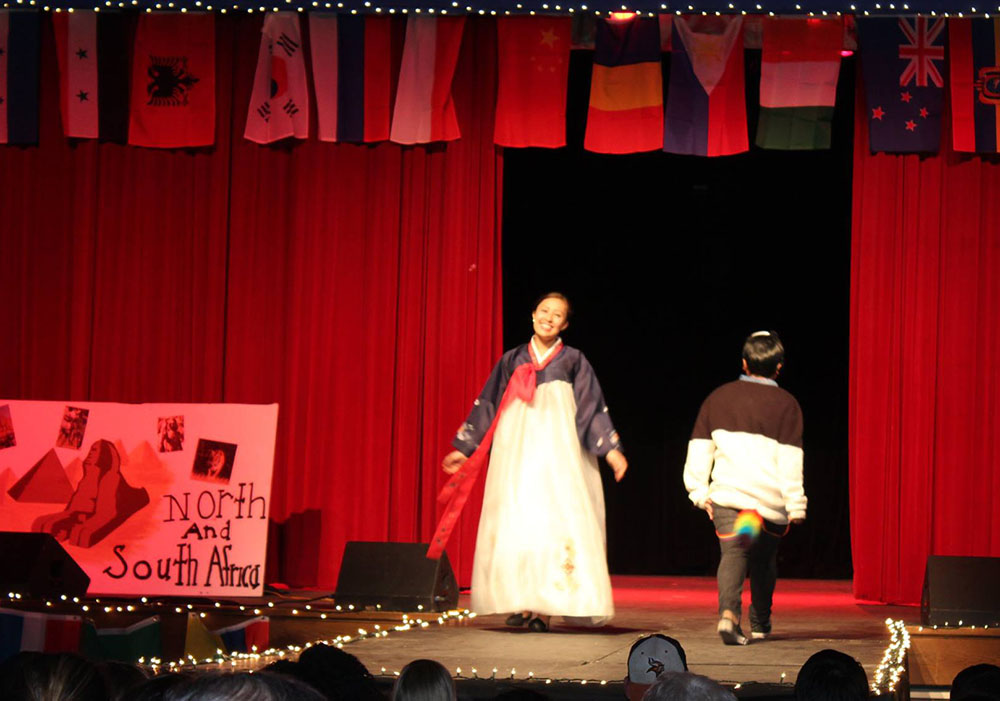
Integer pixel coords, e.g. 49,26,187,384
441,293,628,631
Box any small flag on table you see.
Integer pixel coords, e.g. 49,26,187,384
858,17,946,153
128,12,216,148
390,16,465,145
756,18,843,150
0,609,83,663
495,17,571,148
584,16,662,154
245,12,309,144
0,10,41,146
949,18,1000,153
81,616,161,663
213,616,269,654
310,14,392,143
664,15,747,156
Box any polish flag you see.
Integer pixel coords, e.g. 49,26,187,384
389,16,465,145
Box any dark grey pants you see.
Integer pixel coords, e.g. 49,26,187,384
712,505,786,629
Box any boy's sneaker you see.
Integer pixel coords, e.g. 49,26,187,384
717,618,749,646
750,626,771,641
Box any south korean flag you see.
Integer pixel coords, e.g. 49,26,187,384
245,12,309,144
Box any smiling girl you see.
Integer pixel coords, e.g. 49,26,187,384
441,292,627,631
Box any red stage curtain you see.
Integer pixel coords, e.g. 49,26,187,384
0,16,502,588
850,80,1000,604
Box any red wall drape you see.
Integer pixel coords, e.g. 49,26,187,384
0,15,502,588
850,78,1000,605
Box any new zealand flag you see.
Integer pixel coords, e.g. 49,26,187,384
858,17,947,153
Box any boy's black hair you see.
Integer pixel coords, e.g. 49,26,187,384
794,649,869,701
532,292,572,318
742,331,784,378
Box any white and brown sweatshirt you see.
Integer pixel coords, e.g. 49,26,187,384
683,376,806,525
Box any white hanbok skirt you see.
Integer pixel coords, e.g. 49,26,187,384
470,379,614,622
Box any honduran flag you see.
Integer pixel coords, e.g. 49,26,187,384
756,18,843,150
584,16,662,154
390,17,465,145
51,11,130,141
664,16,747,157
310,14,392,143
949,18,1000,153
245,12,309,144
0,10,41,145
81,616,161,663
0,609,83,663
213,616,269,654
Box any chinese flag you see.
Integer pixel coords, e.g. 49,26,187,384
494,17,571,148
128,12,215,148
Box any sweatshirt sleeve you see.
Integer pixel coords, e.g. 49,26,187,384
683,397,715,510
776,397,807,521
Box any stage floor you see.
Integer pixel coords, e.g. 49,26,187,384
340,576,913,687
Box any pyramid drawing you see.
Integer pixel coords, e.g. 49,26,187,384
7,449,75,503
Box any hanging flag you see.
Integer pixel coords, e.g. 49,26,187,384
664,16,747,156
81,616,161,663
857,17,946,153
584,16,662,154
213,616,269,654
245,12,309,144
310,14,392,143
183,612,224,661
0,10,41,146
128,12,215,148
390,16,465,145
756,18,843,150
949,18,1000,153
495,17,571,148
0,609,83,663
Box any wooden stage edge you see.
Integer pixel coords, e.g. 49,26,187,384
7,576,998,699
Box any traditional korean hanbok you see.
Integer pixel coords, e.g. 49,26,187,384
451,337,622,622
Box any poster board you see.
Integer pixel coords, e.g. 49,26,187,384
0,400,278,597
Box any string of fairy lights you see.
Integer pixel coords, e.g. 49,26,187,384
5,0,1000,15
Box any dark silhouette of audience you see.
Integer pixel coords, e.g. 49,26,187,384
0,652,107,701
391,659,456,701
952,663,1000,701
641,671,737,701
794,649,869,701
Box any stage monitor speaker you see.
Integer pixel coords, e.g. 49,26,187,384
0,532,90,598
921,555,1000,626
334,542,459,612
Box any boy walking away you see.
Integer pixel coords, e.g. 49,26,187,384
683,331,806,645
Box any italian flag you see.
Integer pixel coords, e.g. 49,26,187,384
756,17,843,150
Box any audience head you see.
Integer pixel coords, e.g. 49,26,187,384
294,643,384,700
641,671,737,701
391,659,455,701
794,649,869,701
133,671,325,701
0,651,106,701
951,663,1000,701
97,660,150,701
625,634,688,701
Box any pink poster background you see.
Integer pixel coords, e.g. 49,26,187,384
0,400,278,597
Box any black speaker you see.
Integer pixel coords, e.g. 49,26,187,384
0,532,90,598
921,555,1000,626
334,542,459,612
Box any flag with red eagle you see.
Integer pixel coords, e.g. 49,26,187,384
245,12,309,144
128,12,215,148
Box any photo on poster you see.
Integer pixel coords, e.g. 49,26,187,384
55,406,90,449
157,415,185,452
191,439,238,483
0,405,15,449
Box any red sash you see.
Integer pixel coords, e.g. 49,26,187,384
426,342,563,560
